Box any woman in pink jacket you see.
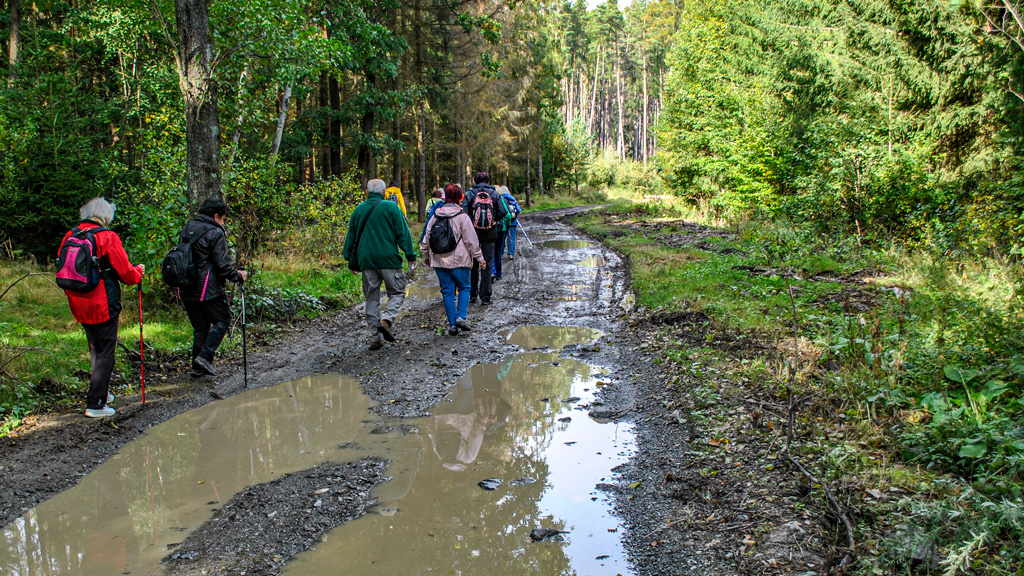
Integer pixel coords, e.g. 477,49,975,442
420,184,486,336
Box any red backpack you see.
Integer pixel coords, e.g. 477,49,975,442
471,191,495,229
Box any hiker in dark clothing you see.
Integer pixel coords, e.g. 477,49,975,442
178,198,247,377
459,172,507,305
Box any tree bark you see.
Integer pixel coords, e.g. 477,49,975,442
525,144,531,204
7,0,20,86
537,145,544,201
356,72,377,185
175,0,222,209
329,74,342,177
269,85,292,156
642,50,649,164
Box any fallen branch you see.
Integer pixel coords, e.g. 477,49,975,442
0,272,51,301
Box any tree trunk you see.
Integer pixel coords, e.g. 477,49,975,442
7,0,20,86
416,103,427,220
537,145,544,201
329,75,342,176
616,45,625,161
224,64,249,170
269,85,292,156
525,144,531,204
175,0,222,209
356,71,377,185
642,50,649,164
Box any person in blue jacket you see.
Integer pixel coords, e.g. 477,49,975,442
492,186,521,281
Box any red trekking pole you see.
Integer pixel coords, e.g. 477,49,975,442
138,280,146,404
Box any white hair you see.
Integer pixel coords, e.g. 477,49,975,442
367,179,386,194
500,186,510,194
80,197,116,227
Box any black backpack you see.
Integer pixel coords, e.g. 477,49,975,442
161,226,211,288
471,191,495,230
429,214,459,254
55,226,107,292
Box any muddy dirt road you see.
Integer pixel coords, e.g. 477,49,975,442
0,208,822,575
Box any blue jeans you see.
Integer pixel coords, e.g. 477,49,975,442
507,225,517,256
435,267,471,326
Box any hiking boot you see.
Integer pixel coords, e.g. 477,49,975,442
481,298,492,305
190,369,206,379
378,319,396,342
85,405,115,418
447,326,459,336
469,295,478,304
192,356,217,376
368,338,385,351
455,319,472,332
106,393,115,405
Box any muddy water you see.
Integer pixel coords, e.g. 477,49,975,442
284,326,633,576
542,240,595,249
0,376,388,576
1,327,634,576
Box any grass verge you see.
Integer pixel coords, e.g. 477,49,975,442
0,252,366,435
570,199,1024,574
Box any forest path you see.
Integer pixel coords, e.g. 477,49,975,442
3,207,732,576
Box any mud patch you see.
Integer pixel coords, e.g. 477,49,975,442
164,460,387,575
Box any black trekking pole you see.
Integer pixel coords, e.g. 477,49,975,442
241,284,248,389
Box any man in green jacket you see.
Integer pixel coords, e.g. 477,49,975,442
343,178,419,350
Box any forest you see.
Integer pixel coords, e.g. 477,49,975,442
3,0,1024,573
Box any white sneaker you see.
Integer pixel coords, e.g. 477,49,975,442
106,393,115,405
85,405,116,418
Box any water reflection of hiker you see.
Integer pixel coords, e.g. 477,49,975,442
420,183,486,336
57,197,145,418
460,171,507,305
178,199,248,378
343,178,418,350
428,368,510,472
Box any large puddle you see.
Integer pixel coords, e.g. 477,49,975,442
1,326,634,576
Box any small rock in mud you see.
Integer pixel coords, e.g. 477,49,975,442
509,477,537,486
558,417,572,422
562,397,581,403
530,528,567,542
478,478,503,491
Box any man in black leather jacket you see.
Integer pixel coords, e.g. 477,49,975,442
178,198,247,377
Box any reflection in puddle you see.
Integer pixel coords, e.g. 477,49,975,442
2,336,632,576
542,240,594,249
284,351,634,576
501,325,602,350
0,376,387,576
405,282,439,300
576,255,609,267
559,284,590,301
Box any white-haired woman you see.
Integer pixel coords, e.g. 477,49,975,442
57,197,144,418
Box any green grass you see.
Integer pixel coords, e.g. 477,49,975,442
569,196,1024,574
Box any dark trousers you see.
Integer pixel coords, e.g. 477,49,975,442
470,241,496,302
183,296,232,362
82,316,119,410
493,229,507,279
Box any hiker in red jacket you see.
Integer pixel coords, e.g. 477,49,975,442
58,197,145,418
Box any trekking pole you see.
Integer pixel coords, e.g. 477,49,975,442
241,284,248,389
519,224,535,249
138,280,146,404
